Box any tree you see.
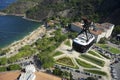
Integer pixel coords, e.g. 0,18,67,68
68,32,78,39
38,53,55,69
98,37,107,44
0,67,7,72
62,71,70,79
0,57,7,65
70,72,73,80
0,50,7,56
112,25,120,37
8,64,21,71
53,68,62,76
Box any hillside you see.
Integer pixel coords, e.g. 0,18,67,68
1,0,42,14
1,0,120,25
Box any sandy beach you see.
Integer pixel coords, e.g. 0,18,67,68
2,25,46,58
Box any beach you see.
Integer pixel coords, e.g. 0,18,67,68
2,25,46,58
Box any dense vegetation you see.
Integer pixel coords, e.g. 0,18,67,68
1,0,120,25
98,37,107,44
0,64,21,72
112,25,120,36
53,68,73,79
0,67,7,72
26,0,103,21
8,64,21,70
35,29,68,68
2,0,42,14
8,45,36,63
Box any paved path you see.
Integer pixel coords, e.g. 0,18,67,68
54,39,112,80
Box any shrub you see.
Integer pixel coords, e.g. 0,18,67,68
0,67,7,72
98,37,107,44
8,64,21,71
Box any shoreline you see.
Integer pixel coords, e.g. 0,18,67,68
2,25,46,53
0,11,41,22
0,12,44,51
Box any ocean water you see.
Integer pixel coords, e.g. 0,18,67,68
0,15,41,48
0,0,17,10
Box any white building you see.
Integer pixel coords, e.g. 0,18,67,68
70,22,114,42
19,65,36,80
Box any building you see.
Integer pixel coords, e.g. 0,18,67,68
71,22,114,42
19,65,36,80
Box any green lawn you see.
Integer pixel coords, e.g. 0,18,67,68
96,44,120,54
88,50,102,58
64,40,71,46
80,54,105,67
56,57,75,68
52,51,63,57
84,69,107,76
97,51,111,59
76,59,98,68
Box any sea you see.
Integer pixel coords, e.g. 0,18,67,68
0,0,17,10
0,0,41,48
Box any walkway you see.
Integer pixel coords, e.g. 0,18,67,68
54,39,112,80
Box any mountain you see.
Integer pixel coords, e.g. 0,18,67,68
1,0,120,25
1,0,42,14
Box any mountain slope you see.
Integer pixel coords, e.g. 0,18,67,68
1,0,120,24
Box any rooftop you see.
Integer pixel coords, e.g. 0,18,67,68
73,32,95,45
71,22,114,35
19,65,36,80
25,64,36,73
19,72,36,80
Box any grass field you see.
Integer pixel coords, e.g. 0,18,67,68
52,51,63,57
84,69,107,76
56,57,75,68
76,59,98,68
80,54,105,67
97,51,111,59
88,51,102,58
64,40,71,46
96,44,120,54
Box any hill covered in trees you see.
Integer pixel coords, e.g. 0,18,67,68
1,0,120,24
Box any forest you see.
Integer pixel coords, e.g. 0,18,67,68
1,0,120,25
